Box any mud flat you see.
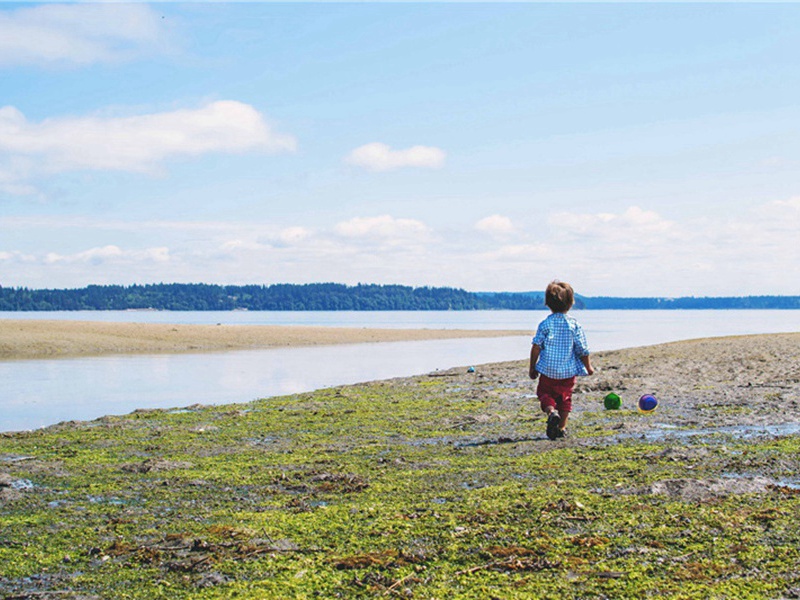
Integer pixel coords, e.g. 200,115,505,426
569,331,800,433
0,319,529,360
1,332,799,599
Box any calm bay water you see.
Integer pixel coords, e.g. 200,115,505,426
2,310,799,433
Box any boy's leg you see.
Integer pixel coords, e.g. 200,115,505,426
553,377,576,434
536,376,558,416
537,376,562,440
558,412,570,431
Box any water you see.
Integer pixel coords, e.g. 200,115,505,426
627,422,800,442
2,310,799,433
2,336,529,432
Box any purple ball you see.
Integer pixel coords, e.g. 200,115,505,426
638,394,658,412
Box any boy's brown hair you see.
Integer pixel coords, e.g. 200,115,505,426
545,280,574,313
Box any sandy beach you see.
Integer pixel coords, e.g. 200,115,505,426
0,319,530,360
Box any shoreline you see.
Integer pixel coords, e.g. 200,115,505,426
0,319,530,361
4,331,798,434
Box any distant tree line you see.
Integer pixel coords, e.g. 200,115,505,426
581,296,800,310
0,283,798,311
0,283,514,311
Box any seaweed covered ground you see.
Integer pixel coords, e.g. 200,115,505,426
1,333,799,599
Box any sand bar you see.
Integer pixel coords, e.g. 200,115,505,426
0,319,530,360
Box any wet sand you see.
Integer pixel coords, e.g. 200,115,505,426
473,330,800,437
579,331,800,432
0,319,530,360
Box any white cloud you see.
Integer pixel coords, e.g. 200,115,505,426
0,4,171,67
757,196,800,228
2,202,798,295
0,101,296,190
0,250,36,264
43,245,170,266
535,202,800,295
275,226,313,247
334,215,430,241
220,239,266,253
220,227,313,253
345,143,446,172
480,243,552,261
475,214,516,236
553,206,675,240
0,216,265,235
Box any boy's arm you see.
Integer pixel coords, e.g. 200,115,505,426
529,344,541,380
581,354,594,376
574,322,593,375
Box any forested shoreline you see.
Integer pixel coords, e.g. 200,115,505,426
1,283,799,311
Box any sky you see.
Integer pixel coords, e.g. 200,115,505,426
1,2,799,297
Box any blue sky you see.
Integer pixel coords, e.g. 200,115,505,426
1,2,799,296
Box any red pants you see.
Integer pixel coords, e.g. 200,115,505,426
537,374,576,415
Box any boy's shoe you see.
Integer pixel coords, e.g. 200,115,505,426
546,412,561,440
555,428,567,439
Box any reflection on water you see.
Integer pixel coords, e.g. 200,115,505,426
2,309,800,433
0,336,530,433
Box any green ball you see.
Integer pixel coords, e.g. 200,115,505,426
604,392,621,410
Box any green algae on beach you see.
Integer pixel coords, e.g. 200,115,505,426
1,334,800,599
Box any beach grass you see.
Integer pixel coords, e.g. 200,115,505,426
2,334,800,599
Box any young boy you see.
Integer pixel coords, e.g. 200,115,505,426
529,281,594,440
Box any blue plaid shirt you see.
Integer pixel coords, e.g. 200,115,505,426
532,312,590,379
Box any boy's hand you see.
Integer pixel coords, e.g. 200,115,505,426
581,355,594,376
529,345,541,381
